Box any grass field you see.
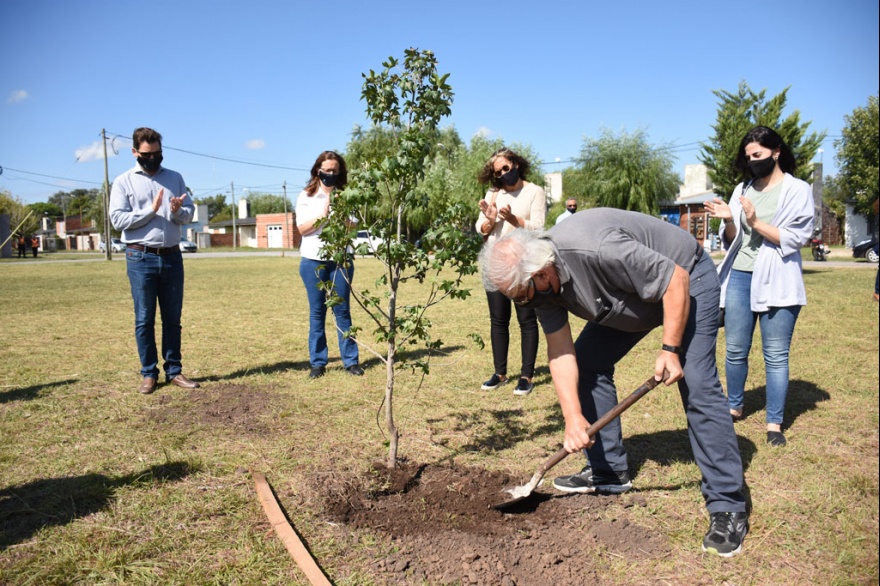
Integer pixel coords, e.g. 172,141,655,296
1,253,877,585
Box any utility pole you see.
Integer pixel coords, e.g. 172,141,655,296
231,181,236,249
282,180,290,250
101,128,112,260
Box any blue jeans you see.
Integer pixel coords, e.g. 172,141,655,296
299,257,359,369
125,247,185,380
724,269,801,425
576,253,745,513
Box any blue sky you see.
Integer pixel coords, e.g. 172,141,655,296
1,0,877,205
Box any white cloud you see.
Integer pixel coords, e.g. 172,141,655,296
7,89,29,103
74,141,118,163
245,139,266,150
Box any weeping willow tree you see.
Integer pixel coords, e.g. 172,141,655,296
573,127,680,215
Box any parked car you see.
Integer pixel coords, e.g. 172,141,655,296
99,238,125,252
351,230,382,254
852,237,879,262
179,238,198,253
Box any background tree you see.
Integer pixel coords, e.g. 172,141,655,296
821,174,847,229
573,127,680,215
550,166,598,224
28,202,62,219
699,81,826,198
27,202,63,227
0,191,39,239
245,193,292,215
414,132,544,233
834,94,879,219
47,188,103,230
322,48,481,468
195,194,231,222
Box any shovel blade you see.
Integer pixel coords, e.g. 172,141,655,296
491,477,542,509
490,375,663,511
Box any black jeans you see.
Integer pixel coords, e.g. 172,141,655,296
485,289,538,379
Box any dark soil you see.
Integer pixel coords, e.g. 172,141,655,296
317,460,671,586
146,384,671,584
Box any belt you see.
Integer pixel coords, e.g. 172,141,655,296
127,243,178,255
689,243,704,273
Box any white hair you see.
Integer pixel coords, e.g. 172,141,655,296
478,229,556,294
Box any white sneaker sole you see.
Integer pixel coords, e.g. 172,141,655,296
552,481,632,494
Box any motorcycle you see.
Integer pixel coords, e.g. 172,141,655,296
811,235,830,261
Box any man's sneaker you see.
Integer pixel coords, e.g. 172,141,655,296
702,511,749,557
513,377,534,396
552,466,632,494
481,374,509,391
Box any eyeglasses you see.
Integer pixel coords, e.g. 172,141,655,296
137,150,162,159
493,164,514,178
511,278,535,305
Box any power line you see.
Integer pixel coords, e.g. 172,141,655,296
0,166,103,185
107,131,311,172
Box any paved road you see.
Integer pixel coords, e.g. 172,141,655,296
4,251,878,268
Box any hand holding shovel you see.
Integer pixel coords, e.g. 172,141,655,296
492,373,666,509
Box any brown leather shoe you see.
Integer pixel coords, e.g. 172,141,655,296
138,377,157,394
169,374,200,389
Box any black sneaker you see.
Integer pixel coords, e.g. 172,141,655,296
552,466,632,494
309,366,325,379
346,364,365,376
481,374,509,391
702,511,749,557
513,377,534,396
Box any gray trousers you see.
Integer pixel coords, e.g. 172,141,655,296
575,253,746,513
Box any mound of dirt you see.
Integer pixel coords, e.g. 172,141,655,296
319,461,670,585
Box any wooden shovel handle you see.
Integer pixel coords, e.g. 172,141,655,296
538,374,665,474
588,374,664,437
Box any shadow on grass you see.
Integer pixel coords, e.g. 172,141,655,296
203,345,465,381
0,379,77,404
0,461,197,550
739,378,830,430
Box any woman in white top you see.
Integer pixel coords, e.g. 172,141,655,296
296,151,363,379
475,148,546,396
705,127,813,447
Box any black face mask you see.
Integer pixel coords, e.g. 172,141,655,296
137,155,163,173
318,171,338,187
499,167,519,187
747,156,776,179
566,206,577,213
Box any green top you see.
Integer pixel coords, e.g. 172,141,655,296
732,182,783,272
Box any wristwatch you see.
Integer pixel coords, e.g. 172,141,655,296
661,344,682,354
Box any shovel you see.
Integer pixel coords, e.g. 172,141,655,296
492,374,665,510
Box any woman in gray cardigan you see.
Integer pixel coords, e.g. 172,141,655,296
705,126,814,447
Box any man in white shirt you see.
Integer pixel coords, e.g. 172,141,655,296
555,198,578,224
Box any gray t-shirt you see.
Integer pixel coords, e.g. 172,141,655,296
527,208,703,334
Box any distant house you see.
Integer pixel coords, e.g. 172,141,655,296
204,198,299,249
661,164,716,249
